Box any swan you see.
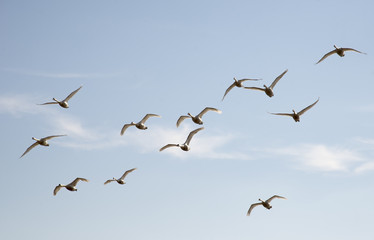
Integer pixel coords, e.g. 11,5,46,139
176,107,222,127
244,69,288,97
104,168,137,185
39,85,82,108
53,177,89,196
159,127,204,152
316,45,366,64
120,114,161,135
20,135,66,158
247,195,287,216
269,98,319,122
222,77,261,101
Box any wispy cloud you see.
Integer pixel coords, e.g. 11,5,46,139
276,144,364,172
122,124,251,160
2,68,117,79
0,95,43,116
0,94,250,158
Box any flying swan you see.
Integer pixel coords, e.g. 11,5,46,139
39,86,82,108
53,177,89,196
176,107,222,127
244,69,288,97
159,127,204,152
247,195,287,216
104,168,137,185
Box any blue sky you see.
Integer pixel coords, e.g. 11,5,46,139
1,0,374,239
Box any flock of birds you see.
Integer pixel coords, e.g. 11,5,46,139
20,45,366,216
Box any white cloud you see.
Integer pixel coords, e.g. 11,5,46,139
0,95,42,116
2,68,118,79
275,144,364,172
123,124,251,160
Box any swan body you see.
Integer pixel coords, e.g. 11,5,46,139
53,178,89,196
120,114,161,135
316,45,366,64
270,98,319,122
104,168,137,185
176,107,222,127
247,195,286,216
222,77,261,101
20,135,66,158
159,127,204,152
244,69,288,97
39,86,82,108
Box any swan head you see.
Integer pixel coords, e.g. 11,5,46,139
32,137,38,141
52,98,59,103
233,77,237,82
131,121,136,125
259,198,264,202
188,113,193,117
263,84,268,89
292,109,296,114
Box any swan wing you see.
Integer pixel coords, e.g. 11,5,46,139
38,102,58,105
176,115,190,127
247,203,262,216
270,69,288,89
104,179,116,185
159,144,179,152
269,112,294,117
316,49,337,64
185,127,204,145
244,86,265,92
20,142,39,158
298,98,319,116
266,195,287,203
341,48,366,54
197,107,222,118
120,168,137,180
64,85,82,102
42,135,67,141
140,114,161,124
53,185,62,196
120,124,134,135
237,78,261,83
222,83,236,101
69,177,89,187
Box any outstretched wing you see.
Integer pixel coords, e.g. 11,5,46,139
159,144,179,152
237,78,261,83
270,69,288,89
176,115,190,127
120,168,137,180
222,83,236,101
196,107,222,118
316,49,337,64
104,179,116,185
20,142,39,158
69,177,89,187
140,114,161,124
185,127,204,145
244,86,265,92
42,135,67,141
298,98,319,116
341,48,366,55
120,124,135,135
64,86,83,102
38,102,58,105
269,112,294,117
53,185,62,196
246,203,262,216
266,195,287,203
